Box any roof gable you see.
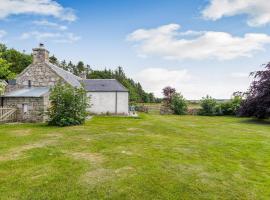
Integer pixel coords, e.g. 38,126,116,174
47,63,82,87
16,62,82,88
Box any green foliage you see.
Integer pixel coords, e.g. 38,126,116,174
0,81,7,95
0,47,32,74
48,83,89,127
161,86,187,115
0,58,16,80
49,55,58,65
54,56,91,76
221,95,243,115
170,93,188,115
198,95,220,116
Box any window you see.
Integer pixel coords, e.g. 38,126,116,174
28,80,31,88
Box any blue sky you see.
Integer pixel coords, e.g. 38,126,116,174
1,0,270,99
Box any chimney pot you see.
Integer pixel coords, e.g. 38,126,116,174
32,44,49,64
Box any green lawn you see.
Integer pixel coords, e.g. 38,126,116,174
0,114,270,199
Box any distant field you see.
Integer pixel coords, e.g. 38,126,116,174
0,114,270,199
138,102,200,114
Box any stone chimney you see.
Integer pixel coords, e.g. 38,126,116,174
32,43,49,64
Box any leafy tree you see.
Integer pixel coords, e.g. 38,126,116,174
1,48,32,74
0,58,15,80
0,43,7,52
170,93,188,115
198,95,220,116
48,83,89,126
162,86,176,106
72,61,85,76
238,63,270,119
148,93,155,102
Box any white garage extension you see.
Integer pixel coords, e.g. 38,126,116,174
82,79,129,115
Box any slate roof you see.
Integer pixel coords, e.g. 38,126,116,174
3,87,50,97
81,79,128,92
47,63,82,87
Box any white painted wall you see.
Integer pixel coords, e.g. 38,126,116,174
87,92,129,115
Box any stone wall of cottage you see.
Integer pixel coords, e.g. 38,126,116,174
15,63,63,88
2,96,49,122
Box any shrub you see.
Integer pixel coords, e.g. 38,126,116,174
221,95,243,115
198,95,219,116
170,93,188,115
48,83,89,126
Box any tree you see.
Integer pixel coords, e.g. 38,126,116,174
60,60,68,71
170,93,188,115
75,61,85,76
48,83,89,126
148,93,155,103
161,87,187,115
0,43,7,52
49,55,59,66
1,48,32,74
0,58,15,80
238,63,270,119
162,86,176,106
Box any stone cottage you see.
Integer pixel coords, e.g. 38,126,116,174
0,44,129,122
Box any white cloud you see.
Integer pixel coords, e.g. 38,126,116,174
53,33,80,43
127,24,270,60
202,0,270,27
0,30,7,38
231,72,250,78
33,20,67,30
20,31,80,43
0,0,76,22
134,68,250,99
134,68,191,97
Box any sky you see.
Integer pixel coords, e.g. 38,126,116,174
1,0,270,99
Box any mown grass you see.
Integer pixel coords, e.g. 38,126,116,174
0,114,270,199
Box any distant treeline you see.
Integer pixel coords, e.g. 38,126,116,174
0,43,159,103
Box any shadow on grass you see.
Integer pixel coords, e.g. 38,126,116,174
239,118,270,126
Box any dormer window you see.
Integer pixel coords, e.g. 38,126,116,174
28,80,31,88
